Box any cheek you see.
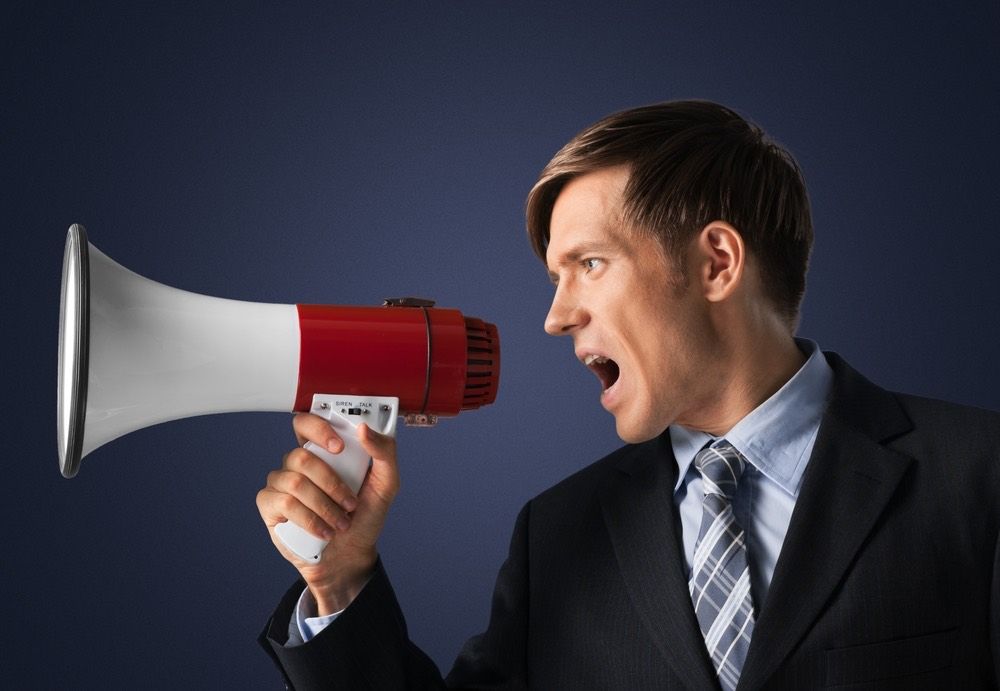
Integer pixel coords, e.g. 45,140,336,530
635,313,703,388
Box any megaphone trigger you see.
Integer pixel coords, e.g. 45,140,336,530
274,394,399,563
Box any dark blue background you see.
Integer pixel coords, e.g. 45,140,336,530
4,2,998,688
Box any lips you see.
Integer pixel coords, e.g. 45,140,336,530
583,353,621,392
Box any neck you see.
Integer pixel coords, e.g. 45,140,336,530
682,327,806,437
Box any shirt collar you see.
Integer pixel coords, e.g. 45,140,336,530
670,338,833,497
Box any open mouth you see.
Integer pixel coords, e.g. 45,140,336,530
584,354,621,392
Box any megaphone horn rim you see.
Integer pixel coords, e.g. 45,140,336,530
57,223,91,478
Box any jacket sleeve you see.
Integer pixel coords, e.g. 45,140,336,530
992,529,1000,686
259,556,445,690
445,502,530,688
259,503,532,690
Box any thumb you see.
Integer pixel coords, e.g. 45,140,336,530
356,422,400,505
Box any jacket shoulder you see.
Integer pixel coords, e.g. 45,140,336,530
892,392,1000,437
531,443,633,504
527,433,668,513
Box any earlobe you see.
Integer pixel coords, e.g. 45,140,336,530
698,221,745,302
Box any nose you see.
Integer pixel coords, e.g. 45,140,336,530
544,283,588,336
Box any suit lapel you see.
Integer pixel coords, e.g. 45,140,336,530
737,354,915,690
599,433,720,691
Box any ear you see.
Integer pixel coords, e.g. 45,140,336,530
694,221,745,303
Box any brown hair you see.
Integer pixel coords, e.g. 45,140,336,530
526,100,813,328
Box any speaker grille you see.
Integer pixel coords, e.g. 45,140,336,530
462,317,500,410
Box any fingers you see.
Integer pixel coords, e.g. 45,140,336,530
261,418,399,544
283,446,359,513
292,412,344,453
256,447,358,540
256,484,341,541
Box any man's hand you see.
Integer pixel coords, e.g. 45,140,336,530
257,412,400,615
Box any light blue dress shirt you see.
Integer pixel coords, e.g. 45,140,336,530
670,338,832,608
290,339,832,644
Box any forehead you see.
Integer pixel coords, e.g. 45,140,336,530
546,166,630,264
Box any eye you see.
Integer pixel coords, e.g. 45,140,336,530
583,258,603,273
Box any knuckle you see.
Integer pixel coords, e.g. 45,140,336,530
285,447,309,468
299,451,322,473
286,473,307,494
278,493,298,515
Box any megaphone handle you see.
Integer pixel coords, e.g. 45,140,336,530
274,394,399,564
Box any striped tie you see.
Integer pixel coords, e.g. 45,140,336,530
689,441,755,691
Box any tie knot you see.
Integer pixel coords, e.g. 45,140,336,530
693,440,747,501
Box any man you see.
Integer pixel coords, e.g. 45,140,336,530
257,101,1000,689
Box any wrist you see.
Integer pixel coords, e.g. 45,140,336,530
306,557,377,616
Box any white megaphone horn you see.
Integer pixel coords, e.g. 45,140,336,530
57,223,500,562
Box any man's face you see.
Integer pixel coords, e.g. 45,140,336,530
544,166,719,442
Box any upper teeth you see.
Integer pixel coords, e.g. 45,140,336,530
584,355,609,366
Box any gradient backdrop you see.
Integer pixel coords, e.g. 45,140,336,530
4,2,999,688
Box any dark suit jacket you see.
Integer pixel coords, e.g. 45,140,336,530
260,354,1000,689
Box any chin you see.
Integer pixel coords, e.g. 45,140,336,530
613,416,664,444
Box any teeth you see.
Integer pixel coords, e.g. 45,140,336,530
584,354,609,366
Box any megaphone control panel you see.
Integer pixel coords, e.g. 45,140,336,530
273,393,399,563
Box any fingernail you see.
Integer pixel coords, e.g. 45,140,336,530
342,496,358,512
322,527,337,540
336,517,351,531
327,438,342,453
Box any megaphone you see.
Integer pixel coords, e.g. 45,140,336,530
57,223,500,561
